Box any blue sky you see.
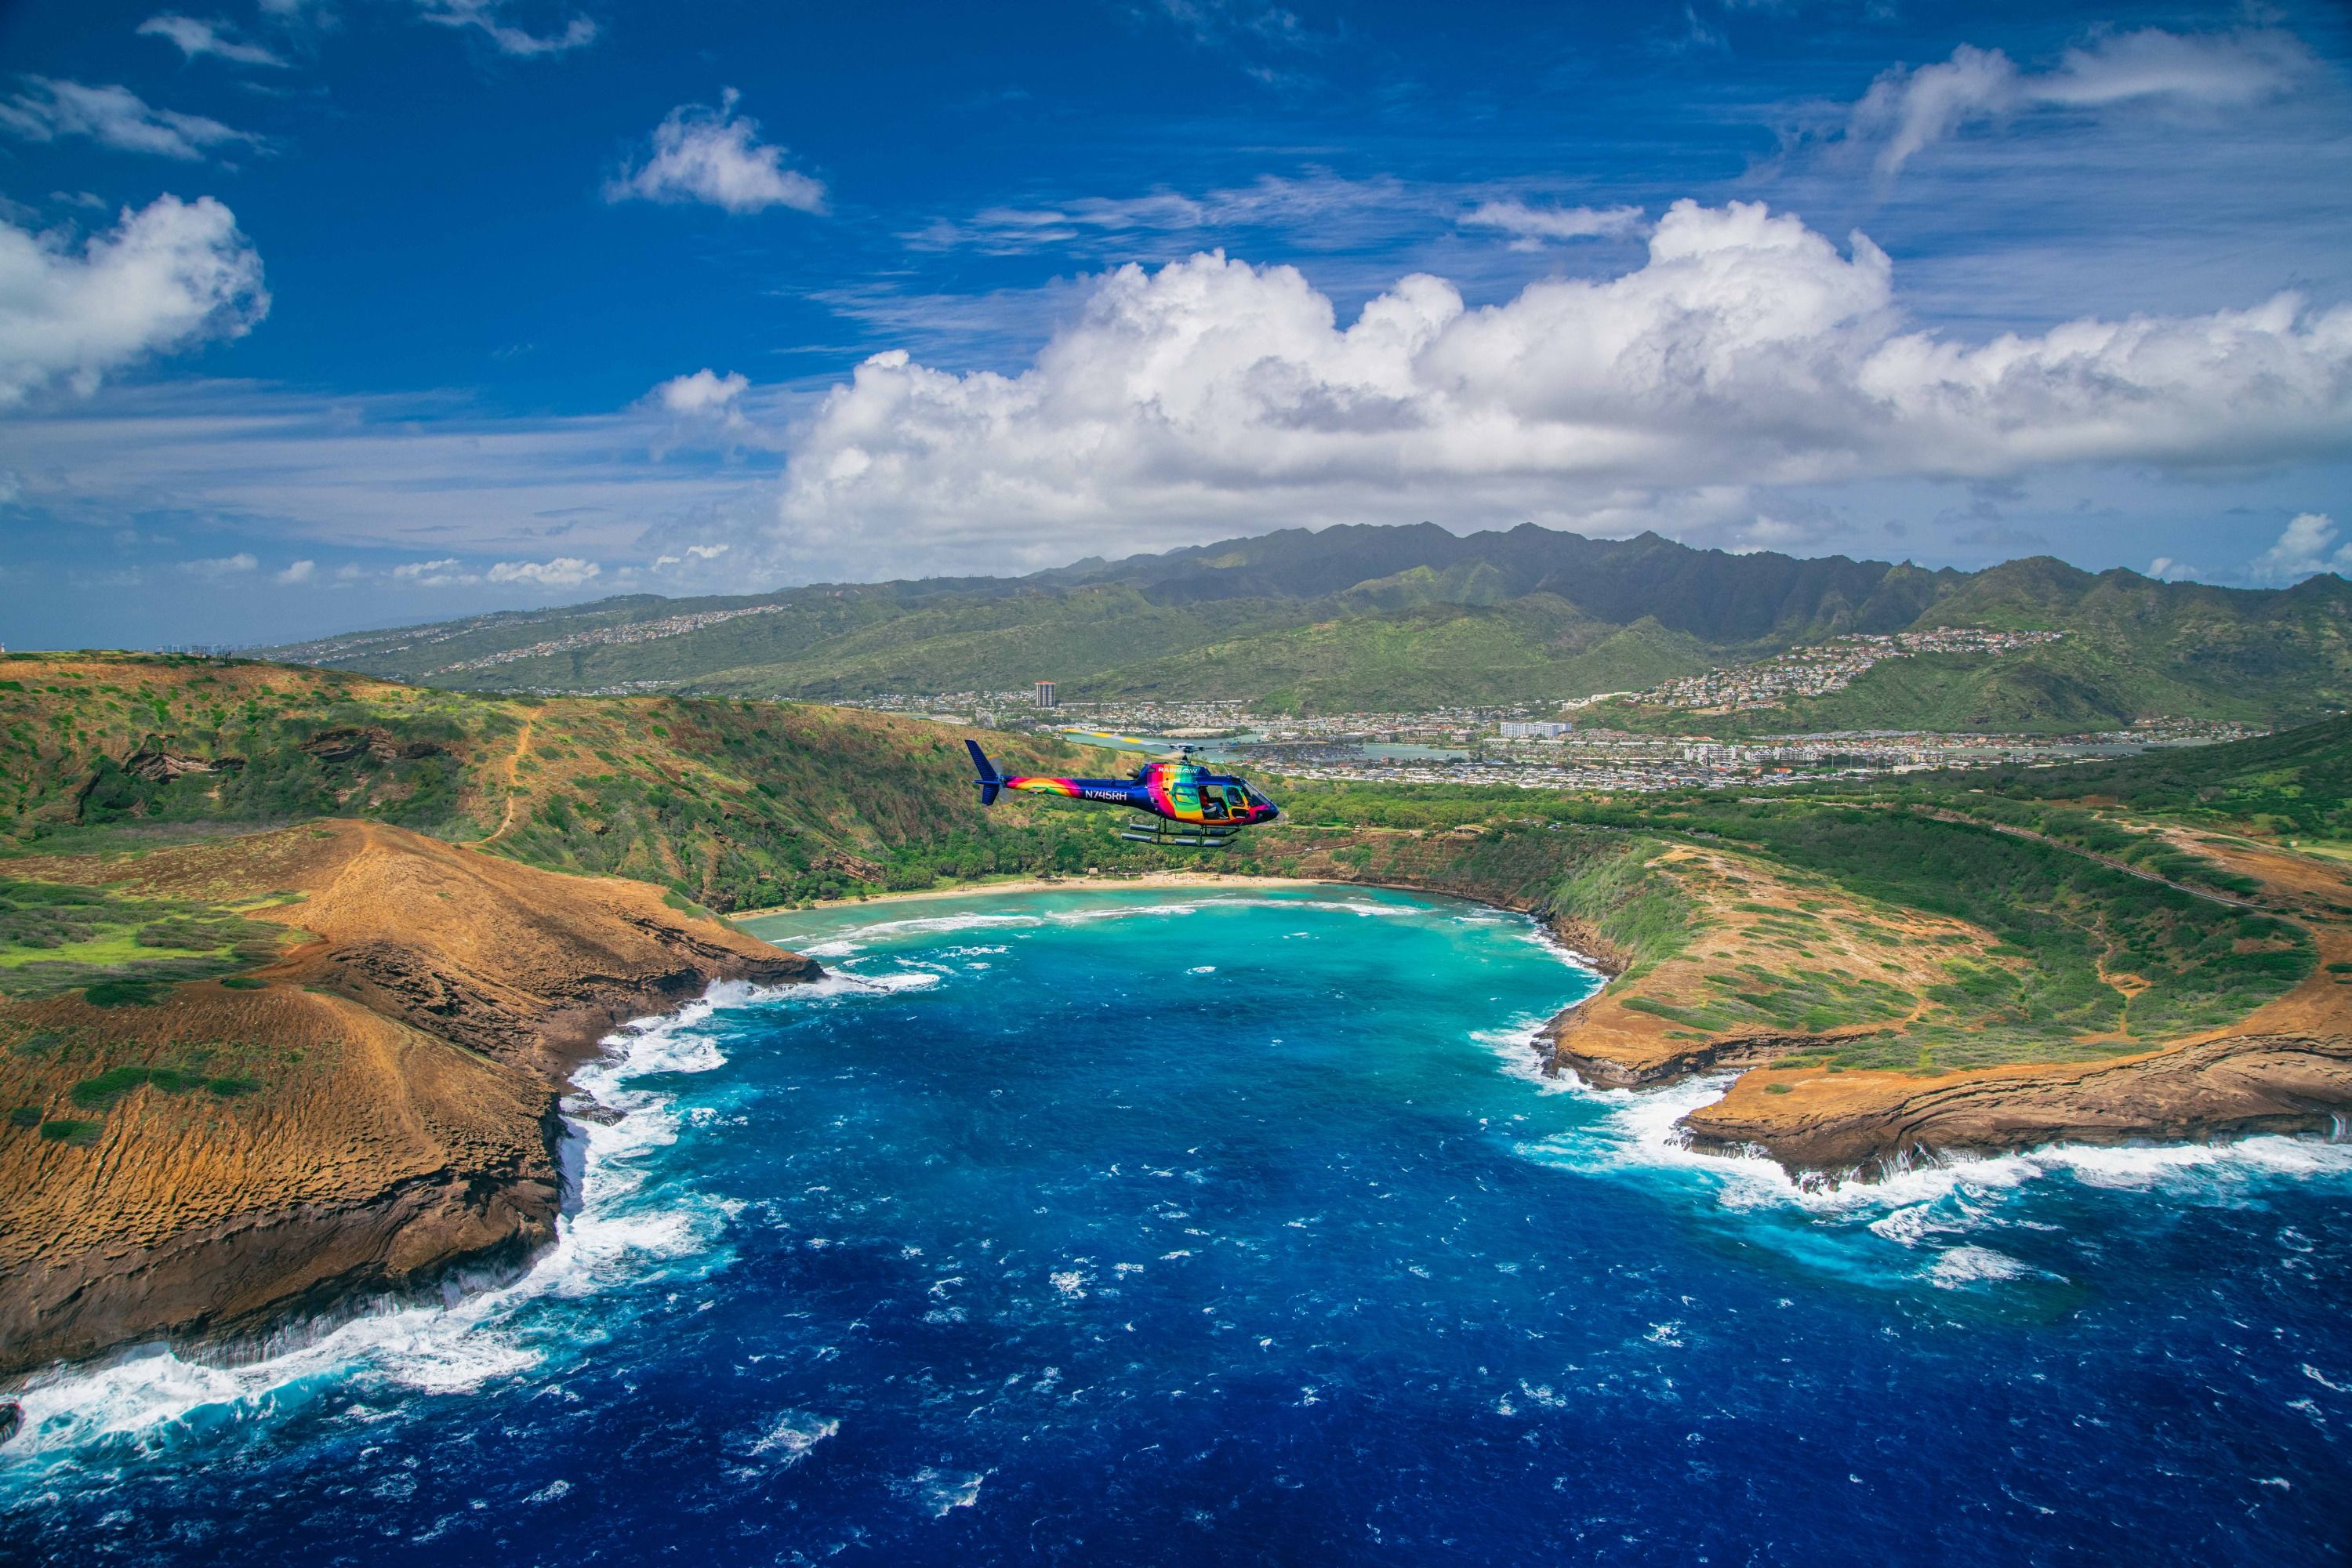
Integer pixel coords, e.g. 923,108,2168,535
1,0,2349,646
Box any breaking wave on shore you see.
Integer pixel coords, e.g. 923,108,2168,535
0,971,909,1484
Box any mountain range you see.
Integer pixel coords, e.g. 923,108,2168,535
260,524,2352,731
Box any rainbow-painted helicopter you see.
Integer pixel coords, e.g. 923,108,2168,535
965,735,1279,849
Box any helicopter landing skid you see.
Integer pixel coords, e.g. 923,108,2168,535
1119,817,1240,850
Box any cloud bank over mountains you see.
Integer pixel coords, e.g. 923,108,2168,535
8,199,2343,599
765,200,2352,570
2,9,2345,644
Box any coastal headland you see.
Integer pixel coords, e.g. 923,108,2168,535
5,651,2351,1388
0,820,816,1380
773,808,2352,1181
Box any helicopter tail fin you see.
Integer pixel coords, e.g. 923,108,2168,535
966,739,1002,807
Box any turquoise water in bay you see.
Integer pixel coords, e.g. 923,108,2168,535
5,884,2351,1563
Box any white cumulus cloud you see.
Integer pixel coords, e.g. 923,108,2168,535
606,90,826,215
0,78,260,161
654,367,748,414
137,15,289,67
276,558,314,583
182,551,257,575
487,556,600,587
2246,514,2350,585
764,201,2352,571
0,194,269,405
1849,27,2314,176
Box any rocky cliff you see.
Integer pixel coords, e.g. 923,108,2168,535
0,822,817,1380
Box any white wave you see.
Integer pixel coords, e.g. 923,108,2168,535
1519,919,1608,980
1472,1017,1578,1095
846,968,943,994
0,971,895,1480
1047,902,1206,924
745,1410,840,1468
1524,1060,2352,1258
908,1467,985,1516
747,967,945,1006
2034,1136,2352,1191
779,911,1044,958
1926,1246,2033,1288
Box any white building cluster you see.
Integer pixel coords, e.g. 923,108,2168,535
432,603,786,675
1624,628,2066,712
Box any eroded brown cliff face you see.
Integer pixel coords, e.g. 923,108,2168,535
0,822,818,1380
1679,1034,2352,1176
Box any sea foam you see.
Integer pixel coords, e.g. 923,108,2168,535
0,974,864,1481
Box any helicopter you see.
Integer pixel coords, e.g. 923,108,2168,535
964,735,1279,849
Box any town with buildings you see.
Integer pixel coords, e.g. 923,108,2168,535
833,686,2261,794
429,603,786,675
1614,627,2068,712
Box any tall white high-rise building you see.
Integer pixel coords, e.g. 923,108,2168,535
1034,681,1057,708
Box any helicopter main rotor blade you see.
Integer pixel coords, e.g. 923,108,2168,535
1065,729,1164,750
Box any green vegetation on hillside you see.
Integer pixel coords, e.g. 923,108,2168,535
1933,714,2352,840
252,525,2352,729
1268,770,2317,1050
5,655,2339,1074
0,877,283,999
0,655,1236,912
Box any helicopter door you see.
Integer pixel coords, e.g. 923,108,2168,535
1200,786,1230,822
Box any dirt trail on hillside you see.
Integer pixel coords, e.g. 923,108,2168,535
482,713,536,845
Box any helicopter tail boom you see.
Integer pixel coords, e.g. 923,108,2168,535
965,739,1002,807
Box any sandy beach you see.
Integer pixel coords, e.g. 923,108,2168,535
731,872,1338,921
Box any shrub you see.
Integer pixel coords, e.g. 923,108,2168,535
38,1118,100,1143
8,1105,42,1127
71,1066,155,1107
83,979,169,1007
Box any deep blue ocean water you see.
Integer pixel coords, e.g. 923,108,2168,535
5,884,2351,1565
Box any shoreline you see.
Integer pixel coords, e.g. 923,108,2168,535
733,872,1359,921
10,873,2344,1435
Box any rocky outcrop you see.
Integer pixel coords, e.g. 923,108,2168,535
1680,1034,2352,1178
299,726,444,764
122,746,244,782
0,822,818,1381
1549,1022,1842,1090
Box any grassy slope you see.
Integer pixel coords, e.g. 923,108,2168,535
0,653,1238,912
249,533,2352,728
4,655,2336,1075
1927,714,2352,840
1266,730,2331,1065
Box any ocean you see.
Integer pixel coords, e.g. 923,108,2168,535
4,884,2349,1564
